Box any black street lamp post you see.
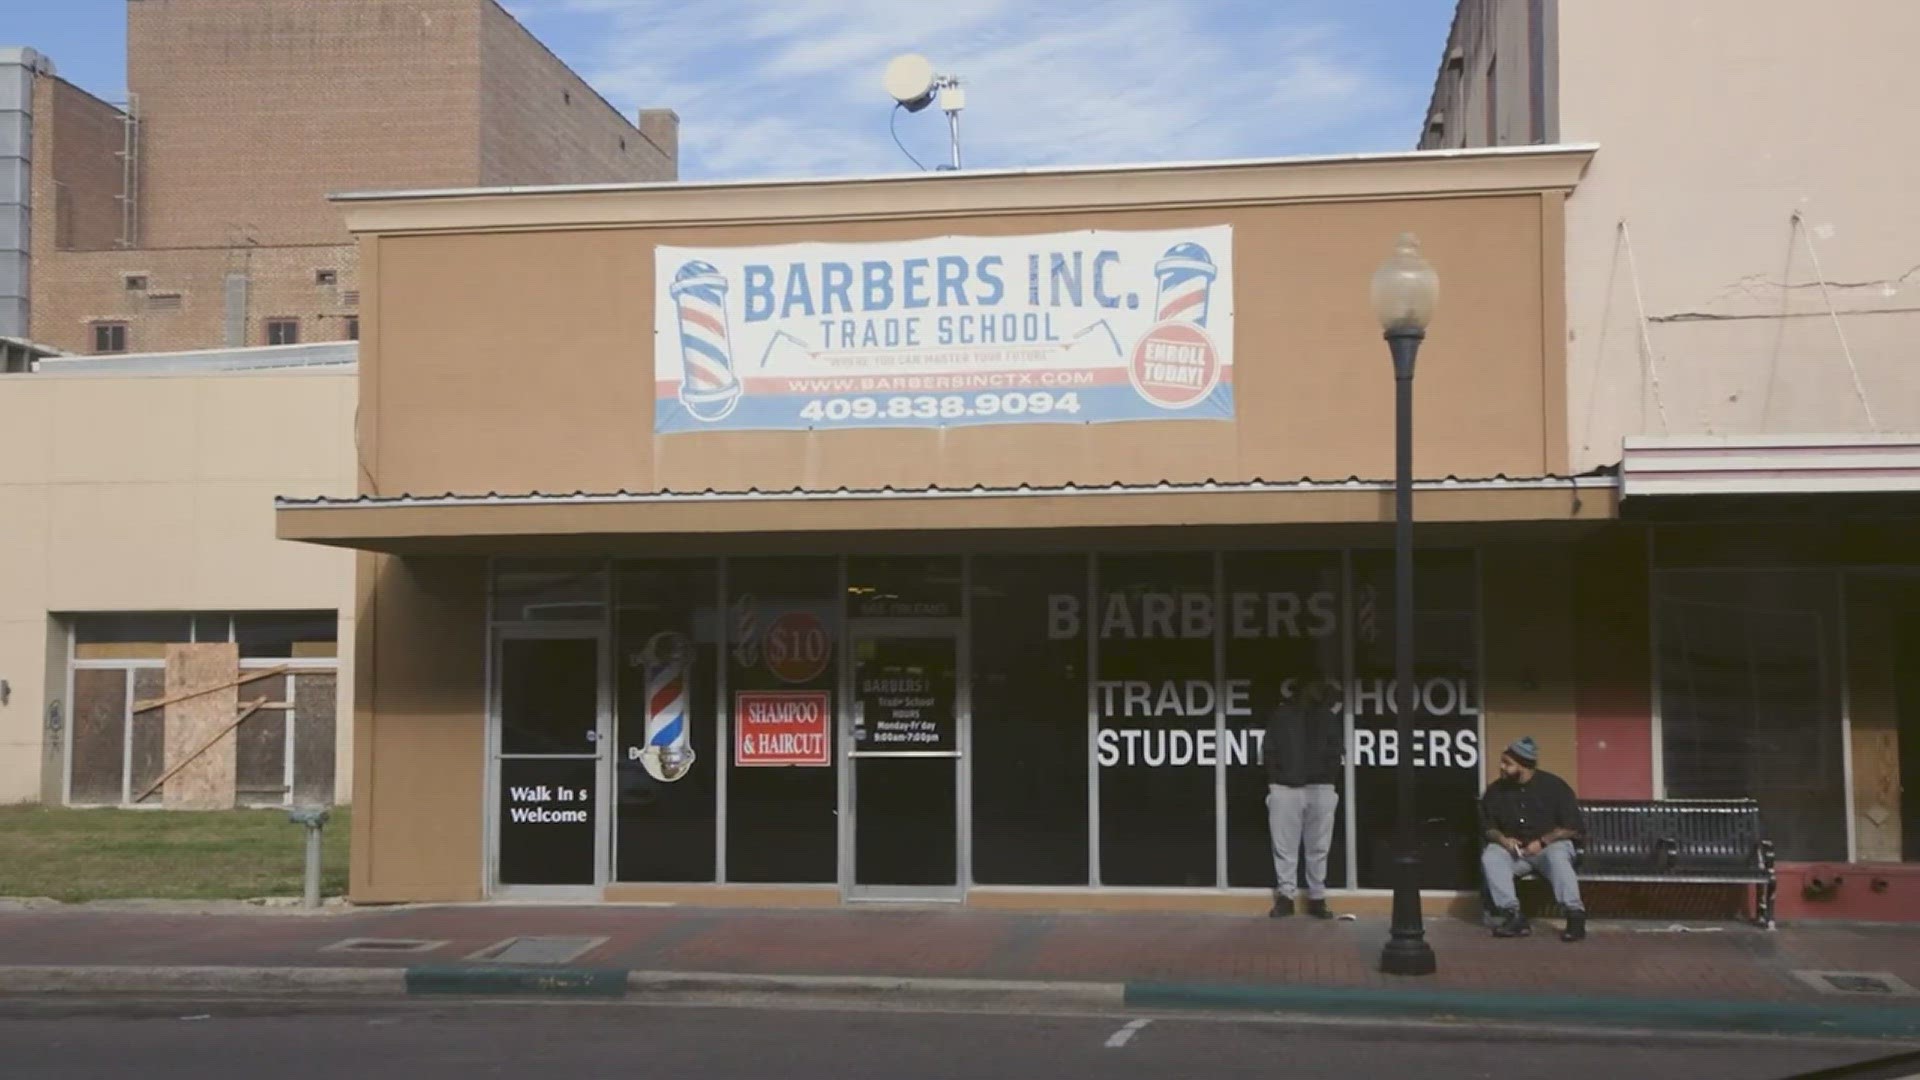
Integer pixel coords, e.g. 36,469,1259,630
1372,233,1440,978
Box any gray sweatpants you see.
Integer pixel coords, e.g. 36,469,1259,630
1481,840,1584,912
1267,783,1339,900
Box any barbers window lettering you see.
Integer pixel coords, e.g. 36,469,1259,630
1047,590,1337,641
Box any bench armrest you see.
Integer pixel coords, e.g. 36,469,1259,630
1757,838,1776,872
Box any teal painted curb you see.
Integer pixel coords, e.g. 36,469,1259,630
1124,983,1920,1040
1121,980,1920,1037
405,965,628,998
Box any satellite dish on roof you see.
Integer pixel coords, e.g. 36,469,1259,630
884,53,937,112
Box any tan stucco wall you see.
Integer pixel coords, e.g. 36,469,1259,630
0,367,358,803
350,555,487,902
1559,0,1920,469
350,162,1578,503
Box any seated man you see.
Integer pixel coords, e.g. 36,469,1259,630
1479,737,1587,942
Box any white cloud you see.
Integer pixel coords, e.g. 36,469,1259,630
504,0,1417,179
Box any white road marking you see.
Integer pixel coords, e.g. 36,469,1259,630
1105,1018,1152,1048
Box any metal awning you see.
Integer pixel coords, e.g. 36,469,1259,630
1621,435,1920,497
275,472,1619,554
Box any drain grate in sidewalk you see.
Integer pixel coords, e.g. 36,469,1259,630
322,938,446,955
466,936,609,965
1790,970,1917,997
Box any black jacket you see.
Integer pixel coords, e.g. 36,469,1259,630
1478,769,1584,843
1262,695,1343,787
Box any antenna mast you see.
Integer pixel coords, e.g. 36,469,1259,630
884,54,967,170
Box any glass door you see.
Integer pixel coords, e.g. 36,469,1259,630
844,624,963,900
491,630,609,894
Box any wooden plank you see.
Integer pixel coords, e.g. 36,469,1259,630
131,665,288,715
163,643,241,809
139,696,267,806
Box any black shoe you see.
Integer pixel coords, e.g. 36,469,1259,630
1492,909,1532,938
1306,899,1336,920
1268,895,1295,918
1561,912,1587,942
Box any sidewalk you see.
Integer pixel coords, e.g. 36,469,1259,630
1,903,1916,1038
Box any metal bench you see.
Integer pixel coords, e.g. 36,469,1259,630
1573,798,1777,928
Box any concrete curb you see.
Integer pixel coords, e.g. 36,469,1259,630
626,970,1126,1010
408,965,627,997
1126,982,1920,1041
0,966,404,995
3,965,1916,1040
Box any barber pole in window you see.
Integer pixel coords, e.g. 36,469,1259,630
633,631,696,783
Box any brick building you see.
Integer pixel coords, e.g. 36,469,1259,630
8,0,677,356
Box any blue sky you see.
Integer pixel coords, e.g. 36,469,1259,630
8,0,1454,180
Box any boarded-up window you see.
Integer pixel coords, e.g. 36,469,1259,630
68,611,340,806
293,673,338,805
236,673,288,803
70,669,128,804
129,669,166,804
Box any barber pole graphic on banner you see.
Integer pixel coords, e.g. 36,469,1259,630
654,226,1234,433
668,261,744,422
631,631,696,783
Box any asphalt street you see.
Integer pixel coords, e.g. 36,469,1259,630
0,1000,1909,1080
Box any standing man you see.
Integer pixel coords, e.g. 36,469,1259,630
1479,737,1587,942
1264,678,1344,918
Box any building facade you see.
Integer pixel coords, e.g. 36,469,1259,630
272,147,1622,910
7,0,677,356
1423,0,1920,920
0,345,358,806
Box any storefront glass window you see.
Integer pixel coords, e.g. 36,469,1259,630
969,556,1089,885
492,559,608,623
234,611,338,659
726,557,840,883
1656,570,1847,861
847,556,962,619
614,560,720,882
1351,550,1483,889
1094,553,1217,886
1222,552,1346,889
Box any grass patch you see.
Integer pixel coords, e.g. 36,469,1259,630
0,805,350,902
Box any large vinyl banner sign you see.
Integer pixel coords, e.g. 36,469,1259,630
653,226,1235,433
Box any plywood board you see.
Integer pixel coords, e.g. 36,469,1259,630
163,643,240,809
